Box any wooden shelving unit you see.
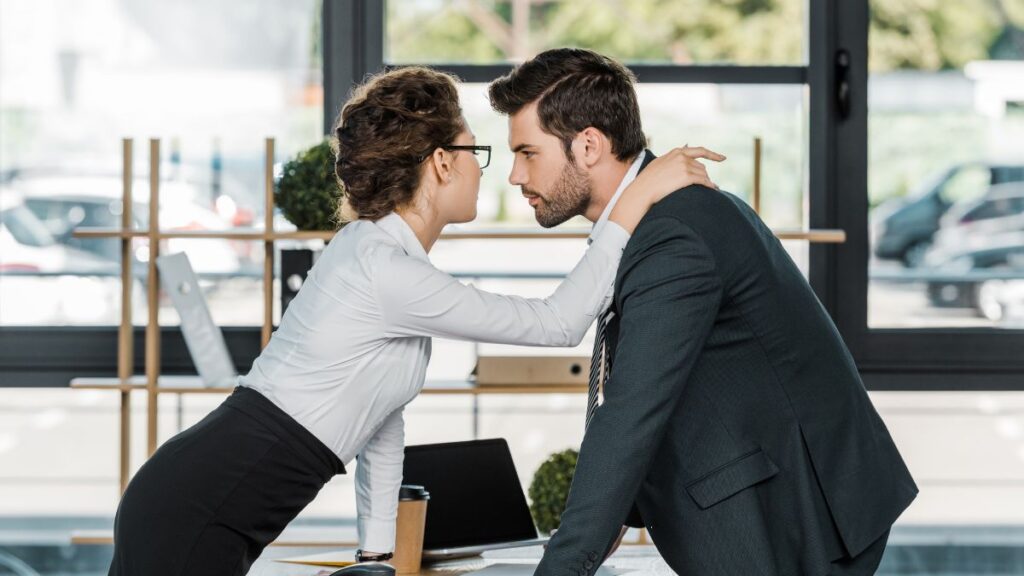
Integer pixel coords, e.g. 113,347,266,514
72,136,846,498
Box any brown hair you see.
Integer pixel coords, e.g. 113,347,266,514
488,48,646,162
332,66,465,222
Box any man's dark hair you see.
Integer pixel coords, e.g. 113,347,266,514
488,48,646,162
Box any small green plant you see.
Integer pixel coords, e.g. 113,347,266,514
528,448,578,535
275,139,341,231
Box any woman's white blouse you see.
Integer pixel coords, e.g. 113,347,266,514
238,212,630,553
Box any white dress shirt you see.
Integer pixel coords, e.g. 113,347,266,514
587,152,645,310
589,152,645,245
238,210,630,552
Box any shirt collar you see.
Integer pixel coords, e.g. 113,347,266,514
588,152,647,245
374,212,430,262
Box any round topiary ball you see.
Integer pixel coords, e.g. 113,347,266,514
275,139,341,231
528,448,579,535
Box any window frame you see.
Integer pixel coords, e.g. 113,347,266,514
0,0,833,388
830,0,1024,390
8,0,1012,390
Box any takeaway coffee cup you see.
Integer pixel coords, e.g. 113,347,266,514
392,484,430,573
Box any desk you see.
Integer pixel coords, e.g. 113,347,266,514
248,545,672,576
71,526,357,549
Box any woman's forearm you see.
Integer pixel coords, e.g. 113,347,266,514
607,181,653,234
608,145,725,233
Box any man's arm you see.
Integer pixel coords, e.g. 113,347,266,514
535,216,722,576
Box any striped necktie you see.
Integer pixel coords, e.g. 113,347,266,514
586,308,615,430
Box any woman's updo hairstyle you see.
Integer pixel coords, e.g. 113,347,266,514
333,66,465,222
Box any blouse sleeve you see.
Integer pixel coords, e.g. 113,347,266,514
375,222,630,347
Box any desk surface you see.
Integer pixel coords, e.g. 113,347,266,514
248,545,672,576
71,526,357,548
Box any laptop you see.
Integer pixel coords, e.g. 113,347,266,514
155,252,238,388
402,439,549,562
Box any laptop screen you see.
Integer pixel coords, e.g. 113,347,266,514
402,439,540,550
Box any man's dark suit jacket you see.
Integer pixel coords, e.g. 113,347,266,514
535,152,918,576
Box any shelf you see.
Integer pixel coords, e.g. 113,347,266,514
73,227,847,243
70,376,588,396
71,227,594,241
71,229,336,241
773,229,845,243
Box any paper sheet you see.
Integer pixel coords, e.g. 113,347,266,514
464,563,621,576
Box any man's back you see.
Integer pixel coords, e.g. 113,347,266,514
602,184,917,575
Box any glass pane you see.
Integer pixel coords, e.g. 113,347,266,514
867,1,1024,328
457,82,807,227
386,0,806,66
445,81,809,291
0,0,323,327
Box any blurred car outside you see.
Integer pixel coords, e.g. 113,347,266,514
0,190,142,325
872,162,1024,267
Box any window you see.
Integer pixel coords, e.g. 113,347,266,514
386,0,806,66
377,0,817,275
0,0,323,388
832,0,1024,383
0,0,323,330
456,81,809,231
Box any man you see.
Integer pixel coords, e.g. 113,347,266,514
488,48,917,576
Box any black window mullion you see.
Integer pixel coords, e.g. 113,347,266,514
323,0,384,135
29,1,992,388
832,0,871,362
807,0,838,313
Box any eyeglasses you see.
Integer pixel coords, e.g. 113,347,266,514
442,145,491,169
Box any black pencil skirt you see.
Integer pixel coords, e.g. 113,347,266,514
108,386,345,576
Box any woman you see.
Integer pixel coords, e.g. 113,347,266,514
108,66,723,575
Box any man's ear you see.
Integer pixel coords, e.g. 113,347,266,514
576,127,606,169
430,147,453,184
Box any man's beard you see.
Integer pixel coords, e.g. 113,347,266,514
527,160,592,228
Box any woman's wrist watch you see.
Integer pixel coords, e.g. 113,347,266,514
355,549,394,562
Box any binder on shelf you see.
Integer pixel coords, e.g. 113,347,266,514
475,356,590,387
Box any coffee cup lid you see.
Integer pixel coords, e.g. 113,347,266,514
399,484,430,501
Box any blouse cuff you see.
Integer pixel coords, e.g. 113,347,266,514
590,220,631,255
358,517,396,554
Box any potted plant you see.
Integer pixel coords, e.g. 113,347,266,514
528,448,579,535
275,139,343,314
275,139,342,231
